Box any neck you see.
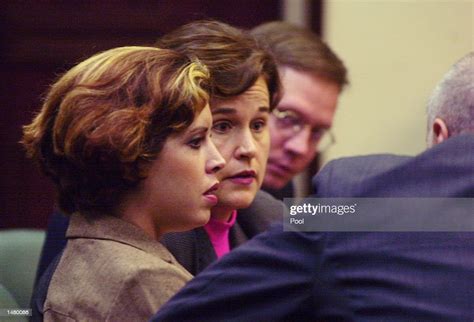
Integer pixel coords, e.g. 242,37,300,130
115,193,160,241
211,205,234,222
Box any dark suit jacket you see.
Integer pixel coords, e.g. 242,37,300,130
35,211,69,287
151,135,474,322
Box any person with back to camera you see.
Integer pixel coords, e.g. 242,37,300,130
150,53,474,322
23,46,225,321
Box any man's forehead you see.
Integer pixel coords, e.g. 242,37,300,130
278,67,340,127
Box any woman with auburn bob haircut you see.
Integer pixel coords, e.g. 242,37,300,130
156,20,283,273
22,46,224,321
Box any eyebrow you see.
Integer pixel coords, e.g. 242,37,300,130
212,106,270,115
278,107,331,129
277,107,306,120
212,107,235,115
187,126,208,136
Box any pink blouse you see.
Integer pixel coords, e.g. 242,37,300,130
203,210,237,258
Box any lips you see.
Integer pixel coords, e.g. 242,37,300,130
227,170,256,185
203,183,219,206
204,183,219,195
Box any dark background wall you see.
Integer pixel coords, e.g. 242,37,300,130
0,1,321,229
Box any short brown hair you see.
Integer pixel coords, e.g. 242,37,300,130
251,21,348,89
22,46,210,215
156,20,281,109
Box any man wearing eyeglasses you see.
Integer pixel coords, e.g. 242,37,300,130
251,22,348,198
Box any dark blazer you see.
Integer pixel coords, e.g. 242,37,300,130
151,135,474,322
35,211,69,286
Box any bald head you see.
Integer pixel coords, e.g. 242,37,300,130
427,52,474,147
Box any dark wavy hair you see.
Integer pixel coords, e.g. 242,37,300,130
22,46,210,215
251,21,348,89
156,20,281,109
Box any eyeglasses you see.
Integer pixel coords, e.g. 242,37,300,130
271,109,336,152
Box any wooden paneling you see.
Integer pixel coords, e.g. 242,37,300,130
1,1,281,65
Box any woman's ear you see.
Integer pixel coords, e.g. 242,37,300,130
431,117,449,145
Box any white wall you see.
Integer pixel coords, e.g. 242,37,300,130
322,0,473,164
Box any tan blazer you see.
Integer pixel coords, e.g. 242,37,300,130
43,213,192,322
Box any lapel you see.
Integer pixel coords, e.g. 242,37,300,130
229,221,249,249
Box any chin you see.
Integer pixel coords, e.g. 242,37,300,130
185,210,211,230
198,210,212,225
221,193,255,210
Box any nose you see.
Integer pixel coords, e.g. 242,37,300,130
234,129,257,160
283,126,312,156
206,140,225,174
